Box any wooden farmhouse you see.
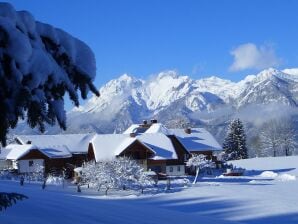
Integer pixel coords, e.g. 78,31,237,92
0,120,222,177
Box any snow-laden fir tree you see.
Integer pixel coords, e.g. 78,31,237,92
222,119,248,160
186,154,215,184
81,157,153,195
0,3,99,209
0,3,99,146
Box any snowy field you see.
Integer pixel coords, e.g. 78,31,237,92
1,156,298,224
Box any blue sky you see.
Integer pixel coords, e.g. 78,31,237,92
5,0,298,87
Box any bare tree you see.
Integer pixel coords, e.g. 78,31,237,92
186,154,215,184
279,121,296,156
260,119,280,157
260,119,296,157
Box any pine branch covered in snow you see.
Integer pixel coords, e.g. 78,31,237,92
0,3,99,145
0,193,27,211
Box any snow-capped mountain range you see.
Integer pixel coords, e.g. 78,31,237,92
13,68,298,144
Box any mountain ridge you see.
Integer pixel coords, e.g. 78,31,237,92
12,68,298,152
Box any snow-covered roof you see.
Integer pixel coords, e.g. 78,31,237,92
169,128,222,152
38,145,72,158
91,133,177,161
123,123,171,135
91,134,132,161
1,144,72,160
0,148,12,160
16,134,95,154
145,123,171,135
123,124,140,134
135,133,177,160
1,144,36,160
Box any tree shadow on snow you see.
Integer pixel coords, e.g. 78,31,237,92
134,195,254,222
242,212,298,224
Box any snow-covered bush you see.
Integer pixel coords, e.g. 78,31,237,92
24,163,45,182
0,3,99,145
186,154,215,184
81,157,153,195
46,175,64,186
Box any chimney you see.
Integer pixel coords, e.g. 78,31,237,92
150,119,157,124
26,140,32,144
184,128,191,134
129,133,136,138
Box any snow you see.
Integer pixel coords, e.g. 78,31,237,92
0,148,12,160
145,123,171,135
123,124,221,155
2,144,72,160
35,67,297,136
91,134,130,161
73,167,83,173
39,145,72,158
259,171,278,178
136,133,177,160
45,176,64,185
122,124,140,134
169,128,222,152
145,71,193,110
0,182,236,224
1,144,35,160
0,2,98,140
277,174,296,182
258,171,296,182
16,134,95,154
91,133,177,161
1,156,298,223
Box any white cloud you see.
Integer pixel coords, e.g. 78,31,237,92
229,43,280,72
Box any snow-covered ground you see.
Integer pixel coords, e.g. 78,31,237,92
1,156,298,224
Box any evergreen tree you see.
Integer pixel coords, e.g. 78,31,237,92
0,3,99,209
223,119,248,160
0,3,100,146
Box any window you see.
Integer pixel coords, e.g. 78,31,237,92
184,154,189,161
29,160,34,167
169,167,173,172
177,166,181,172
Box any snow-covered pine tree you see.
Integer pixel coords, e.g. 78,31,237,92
0,3,99,146
222,119,248,160
0,2,99,209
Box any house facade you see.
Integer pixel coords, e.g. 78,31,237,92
1,120,222,177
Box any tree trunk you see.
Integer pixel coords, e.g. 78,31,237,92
285,146,289,156
193,167,200,184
